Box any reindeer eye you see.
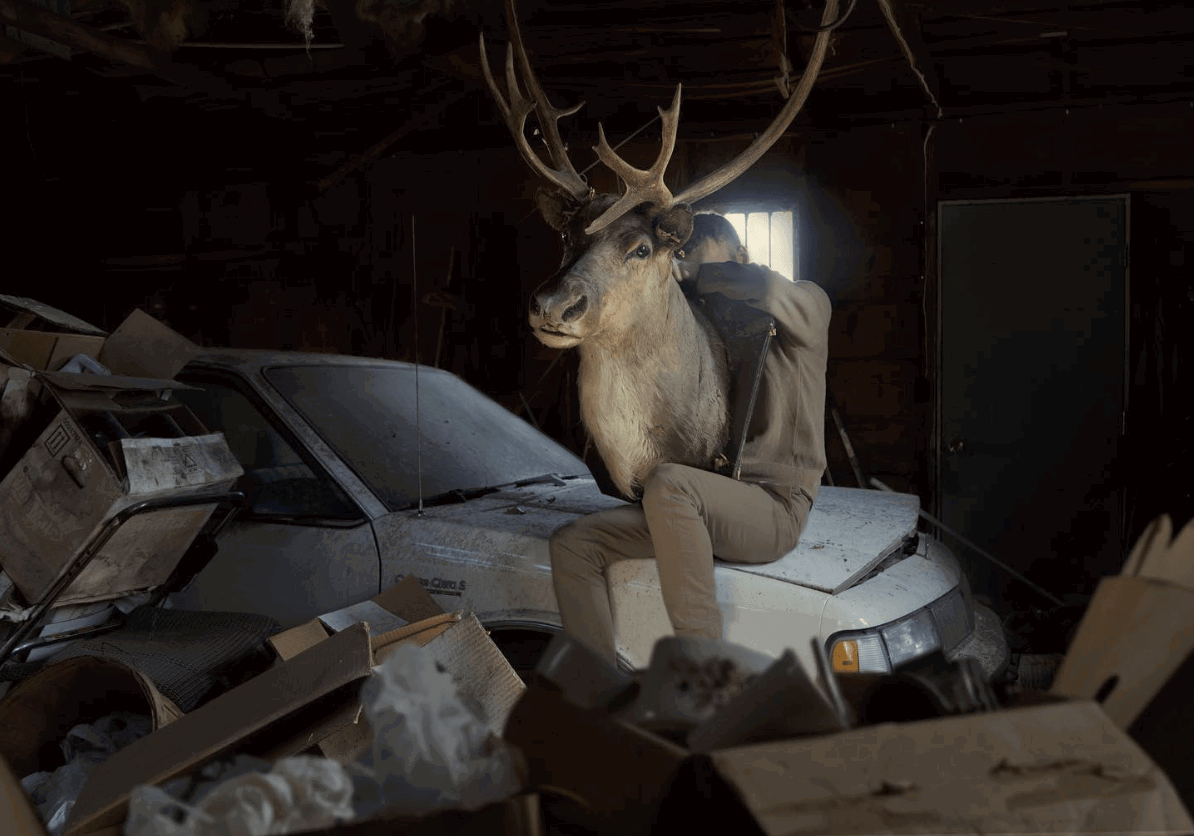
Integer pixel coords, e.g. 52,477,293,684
632,244,651,259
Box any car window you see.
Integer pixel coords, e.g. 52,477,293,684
263,364,589,511
173,377,361,521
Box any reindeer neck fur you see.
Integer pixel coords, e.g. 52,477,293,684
577,276,729,497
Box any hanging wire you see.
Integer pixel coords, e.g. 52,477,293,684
412,213,424,516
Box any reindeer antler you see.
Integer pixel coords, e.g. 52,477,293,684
588,0,840,234
480,0,591,201
584,86,682,235
484,0,839,234
671,0,838,208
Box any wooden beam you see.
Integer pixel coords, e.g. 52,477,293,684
0,0,234,96
317,85,463,193
876,0,943,117
0,29,30,61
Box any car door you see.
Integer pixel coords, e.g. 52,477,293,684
168,368,380,627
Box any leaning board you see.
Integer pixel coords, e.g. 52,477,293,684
719,485,920,595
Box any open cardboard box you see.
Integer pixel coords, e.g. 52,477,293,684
0,294,108,373
59,578,526,836
504,613,1194,836
507,679,1194,836
0,306,237,606
269,575,526,761
0,371,242,605
0,298,199,379
1049,514,1194,807
2,753,50,836
654,697,1194,835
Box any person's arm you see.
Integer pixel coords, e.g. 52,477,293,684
695,262,831,348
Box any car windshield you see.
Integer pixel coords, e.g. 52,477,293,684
264,363,589,511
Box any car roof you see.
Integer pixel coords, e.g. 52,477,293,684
187,348,426,373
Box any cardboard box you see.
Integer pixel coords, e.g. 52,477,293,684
0,299,197,378
1,754,49,836
269,577,526,756
0,372,242,605
503,685,688,835
657,700,1193,835
61,604,528,836
63,623,376,835
0,295,107,336
0,656,182,777
0,328,106,373
1051,515,1194,729
0,296,107,373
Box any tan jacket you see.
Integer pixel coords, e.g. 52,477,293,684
694,262,832,505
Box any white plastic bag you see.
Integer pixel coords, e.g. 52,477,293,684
125,756,354,836
351,642,522,819
22,712,153,836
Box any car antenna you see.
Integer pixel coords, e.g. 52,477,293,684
412,213,424,516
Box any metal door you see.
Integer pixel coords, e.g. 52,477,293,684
938,196,1128,610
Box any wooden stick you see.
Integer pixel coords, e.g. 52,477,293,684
0,0,233,95
316,85,461,193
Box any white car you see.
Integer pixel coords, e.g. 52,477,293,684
168,350,1007,680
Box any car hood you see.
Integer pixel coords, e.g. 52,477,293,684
403,478,921,595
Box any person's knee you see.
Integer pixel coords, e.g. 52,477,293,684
642,462,698,509
550,519,599,574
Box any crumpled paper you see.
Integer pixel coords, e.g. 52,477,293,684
126,756,354,836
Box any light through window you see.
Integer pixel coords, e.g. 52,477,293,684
725,211,795,281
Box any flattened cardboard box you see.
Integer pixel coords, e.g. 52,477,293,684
673,700,1193,835
0,372,242,605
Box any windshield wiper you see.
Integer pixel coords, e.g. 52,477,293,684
404,473,582,511
514,473,576,488
408,485,501,510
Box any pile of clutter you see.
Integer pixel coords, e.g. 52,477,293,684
4,293,1194,836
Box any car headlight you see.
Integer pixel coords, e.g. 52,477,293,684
929,585,973,652
881,609,937,668
830,633,888,674
827,587,971,674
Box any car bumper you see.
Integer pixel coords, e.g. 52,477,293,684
946,602,1009,682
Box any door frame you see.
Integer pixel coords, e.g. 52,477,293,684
932,193,1131,549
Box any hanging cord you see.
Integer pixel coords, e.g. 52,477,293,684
412,213,424,516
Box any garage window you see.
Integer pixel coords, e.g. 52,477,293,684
725,210,795,281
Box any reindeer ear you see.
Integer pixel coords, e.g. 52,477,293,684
536,188,582,232
653,204,694,250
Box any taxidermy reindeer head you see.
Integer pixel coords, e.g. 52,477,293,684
481,0,837,497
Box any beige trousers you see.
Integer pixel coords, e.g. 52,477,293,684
550,462,811,666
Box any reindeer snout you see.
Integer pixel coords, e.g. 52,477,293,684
562,295,588,322
530,288,588,331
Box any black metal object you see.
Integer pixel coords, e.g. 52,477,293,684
0,490,244,668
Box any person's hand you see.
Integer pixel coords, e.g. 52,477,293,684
690,263,739,295
672,257,698,283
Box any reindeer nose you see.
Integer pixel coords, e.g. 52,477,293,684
562,295,588,322
529,296,543,317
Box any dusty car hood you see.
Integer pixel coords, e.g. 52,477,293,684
402,479,920,595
